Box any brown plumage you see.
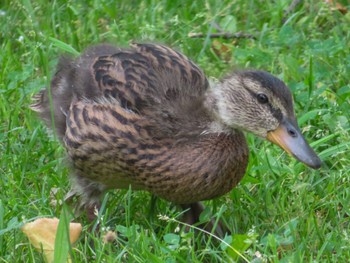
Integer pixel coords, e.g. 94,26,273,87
32,43,321,233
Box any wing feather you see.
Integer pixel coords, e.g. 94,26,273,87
32,43,211,140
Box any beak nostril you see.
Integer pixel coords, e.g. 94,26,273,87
287,128,297,138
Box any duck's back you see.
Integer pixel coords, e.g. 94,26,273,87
32,43,210,140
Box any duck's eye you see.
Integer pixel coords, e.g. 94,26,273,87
257,93,268,104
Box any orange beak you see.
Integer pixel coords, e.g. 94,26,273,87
267,118,321,169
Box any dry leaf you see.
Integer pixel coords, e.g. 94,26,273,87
325,0,348,14
21,218,82,263
103,230,117,244
211,40,233,63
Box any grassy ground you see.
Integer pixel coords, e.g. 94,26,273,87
1,0,349,262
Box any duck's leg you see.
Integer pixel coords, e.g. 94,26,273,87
180,202,226,238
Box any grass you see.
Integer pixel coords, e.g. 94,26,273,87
1,0,349,262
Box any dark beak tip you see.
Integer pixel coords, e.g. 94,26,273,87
311,158,322,170
302,156,322,170
309,161,322,170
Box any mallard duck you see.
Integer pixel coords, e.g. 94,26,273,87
31,43,321,233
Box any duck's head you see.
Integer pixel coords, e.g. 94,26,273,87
211,70,321,169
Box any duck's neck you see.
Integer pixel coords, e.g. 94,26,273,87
203,84,232,135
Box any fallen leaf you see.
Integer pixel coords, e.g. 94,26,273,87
21,218,82,263
325,0,348,14
103,230,117,244
211,40,233,63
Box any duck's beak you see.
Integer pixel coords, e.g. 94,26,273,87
266,118,321,169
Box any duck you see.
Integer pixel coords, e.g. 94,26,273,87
31,43,321,234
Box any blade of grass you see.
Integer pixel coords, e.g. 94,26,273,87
49,37,80,56
54,205,72,263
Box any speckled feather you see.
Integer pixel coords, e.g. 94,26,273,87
32,43,249,206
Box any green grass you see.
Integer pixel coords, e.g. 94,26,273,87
1,0,350,262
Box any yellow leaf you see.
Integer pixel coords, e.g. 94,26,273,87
21,218,82,263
